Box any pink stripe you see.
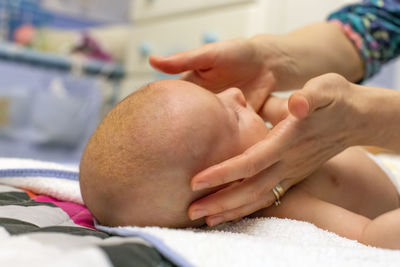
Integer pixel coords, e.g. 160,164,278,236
331,20,363,50
34,195,95,229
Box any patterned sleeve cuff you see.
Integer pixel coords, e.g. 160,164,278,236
327,19,377,83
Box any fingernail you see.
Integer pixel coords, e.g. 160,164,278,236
192,182,210,191
190,210,208,220
208,216,224,226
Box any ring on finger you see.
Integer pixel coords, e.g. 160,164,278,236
272,183,285,206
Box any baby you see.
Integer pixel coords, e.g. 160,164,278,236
80,79,400,249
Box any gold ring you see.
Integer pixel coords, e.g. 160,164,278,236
275,184,284,197
272,183,284,206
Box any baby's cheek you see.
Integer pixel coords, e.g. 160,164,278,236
240,114,269,149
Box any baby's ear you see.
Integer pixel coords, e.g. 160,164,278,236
258,95,289,126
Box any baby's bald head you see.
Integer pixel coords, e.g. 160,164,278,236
80,80,242,227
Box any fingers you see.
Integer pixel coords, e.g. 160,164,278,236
191,116,298,191
189,163,282,221
149,45,216,74
259,95,289,125
203,178,293,226
179,70,208,88
191,138,281,191
205,194,275,226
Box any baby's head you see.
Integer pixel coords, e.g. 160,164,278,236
80,79,268,228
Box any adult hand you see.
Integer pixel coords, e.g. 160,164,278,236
149,36,294,112
188,73,365,226
150,22,364,113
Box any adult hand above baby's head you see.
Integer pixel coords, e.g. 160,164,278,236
188,73,365,226
149,36,295,112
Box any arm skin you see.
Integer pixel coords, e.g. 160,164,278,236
350,84,400,153
252,147,400,249
252,21,364,90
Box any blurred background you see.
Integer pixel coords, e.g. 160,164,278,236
0,0,398,163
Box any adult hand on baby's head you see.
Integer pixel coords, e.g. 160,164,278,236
188,73,364,226
149,36,292,112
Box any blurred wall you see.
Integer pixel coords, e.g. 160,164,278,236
42,0,131,23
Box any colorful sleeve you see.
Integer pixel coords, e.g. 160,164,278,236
328,0,400,81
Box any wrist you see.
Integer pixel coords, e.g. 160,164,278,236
286,22,364,85
349,84,400,151
249,21,365,91
343,83,373,147
249,34,301,91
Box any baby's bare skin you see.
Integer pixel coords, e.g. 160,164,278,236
254,148,400,248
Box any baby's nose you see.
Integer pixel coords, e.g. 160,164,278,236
227,87,247,107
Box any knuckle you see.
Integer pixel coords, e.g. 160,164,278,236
244,159,260,177
261,190,275,208
249,188,263,203
322,72,343,82
215,201,230,213
306,73,347,91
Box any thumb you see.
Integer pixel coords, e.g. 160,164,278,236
288,83,334,120
149,45,216,74
288,92,310,120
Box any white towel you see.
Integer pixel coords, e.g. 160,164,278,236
99,217,400,267
0,157,82,204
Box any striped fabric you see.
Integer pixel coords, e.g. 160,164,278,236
0,176,175,266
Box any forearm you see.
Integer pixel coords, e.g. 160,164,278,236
251,22,364,91
287,22,364,84
350,84,400,152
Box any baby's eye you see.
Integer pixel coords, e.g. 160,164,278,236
232,107,240,122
